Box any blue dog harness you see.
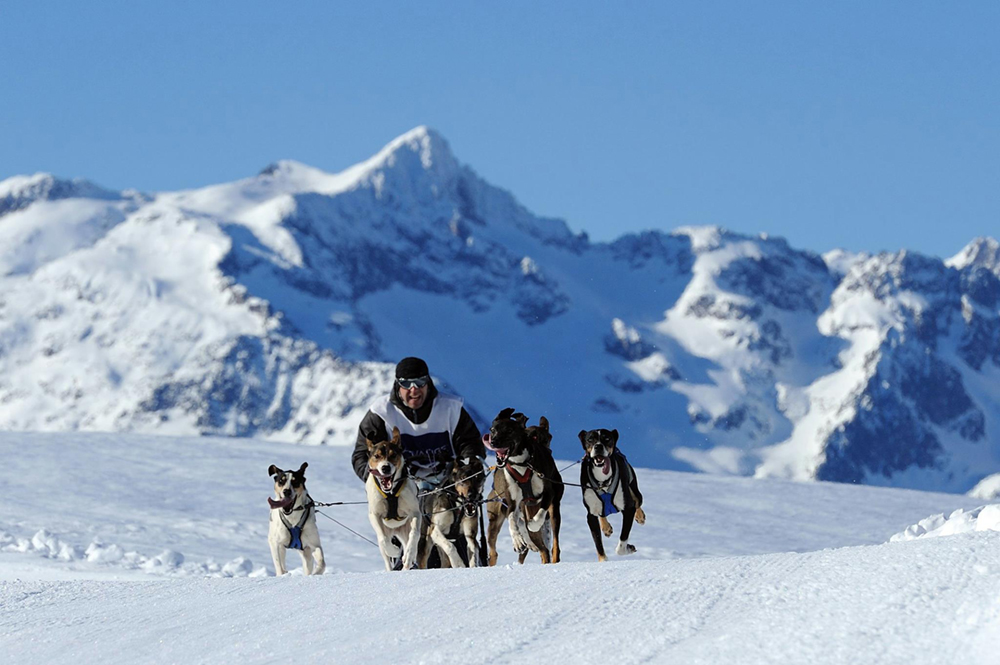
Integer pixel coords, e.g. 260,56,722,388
584,452,633,518
278,497,314,550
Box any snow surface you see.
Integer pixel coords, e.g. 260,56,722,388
2,431,999,663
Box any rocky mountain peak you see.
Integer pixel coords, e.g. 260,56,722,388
947,237,1000,276
0,173,122,217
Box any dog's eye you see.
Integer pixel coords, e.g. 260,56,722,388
587,433,599,443
276,475,286,484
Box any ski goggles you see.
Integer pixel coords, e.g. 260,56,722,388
397,375,430,390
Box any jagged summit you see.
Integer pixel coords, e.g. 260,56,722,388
332,125,460,189
0,173,122,216
243,127,460,202
947,236,1000,274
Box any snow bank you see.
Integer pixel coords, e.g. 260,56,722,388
889,504,1000,541
969,473,1000,500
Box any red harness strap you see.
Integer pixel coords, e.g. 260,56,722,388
506,465,539,505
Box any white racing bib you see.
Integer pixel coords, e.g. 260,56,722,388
370,393,463,472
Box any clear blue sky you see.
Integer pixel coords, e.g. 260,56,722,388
3,2,998,258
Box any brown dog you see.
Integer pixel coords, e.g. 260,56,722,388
485,408,563,565
365,427,421,571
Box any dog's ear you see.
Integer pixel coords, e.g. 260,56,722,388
366,438,376,452
390,426,401,445
268,464,281,477
538,416,549,432
578,430,588,446
512,412,528,427
497,407,515,421
610,429,619,445
297,462,308,476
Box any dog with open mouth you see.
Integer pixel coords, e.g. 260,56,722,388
484,408,563,565
267,462,326,576
579,428,645,561
366,427,422,571
421,456,486,568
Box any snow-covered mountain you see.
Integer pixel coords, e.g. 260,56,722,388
3,126,1000,492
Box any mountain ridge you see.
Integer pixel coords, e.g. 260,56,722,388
2,127,999,493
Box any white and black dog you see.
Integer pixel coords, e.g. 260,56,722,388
267,462,326,575
578,429,645,561
365,427,422,571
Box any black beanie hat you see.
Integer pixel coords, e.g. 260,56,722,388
395,357,429,380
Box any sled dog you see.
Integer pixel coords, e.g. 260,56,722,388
267,462,326,575
578,428,645,561
421,456,486,568
366,427,422,571
485,408,563,565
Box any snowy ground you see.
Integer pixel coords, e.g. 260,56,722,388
2,432,999,663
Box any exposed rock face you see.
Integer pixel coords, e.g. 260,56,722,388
2,127,1000,493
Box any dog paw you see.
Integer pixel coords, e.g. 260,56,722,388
600,517,613,537
598,554,607,562
635,506,646,525
615,541,636,556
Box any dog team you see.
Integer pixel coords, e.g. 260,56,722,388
266,357,644,575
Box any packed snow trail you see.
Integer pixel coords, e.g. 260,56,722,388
4,534,1000,665
2,432,998,664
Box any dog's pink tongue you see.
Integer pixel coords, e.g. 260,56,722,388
602,458,611,475
268,496,294,510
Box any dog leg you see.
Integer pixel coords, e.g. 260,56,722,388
312,547,326,575
300,547,314,575
369,513,397,571
462,518,480,568
548,502,561,564
628,470,644,525
415,511,432,570
270,539,289,576
270,543,287,576
587,514,608,562
526,505,547,533
508,512,530,554
628,473,645,525
527,525,551,564
634,505,646,525
418,528,434,570
616,505,638,556
429,526,464,568
599,516,613,537
465,534,479,568
486,494,508,566
402,515,421,570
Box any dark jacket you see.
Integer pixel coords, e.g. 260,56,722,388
352,379,484,482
